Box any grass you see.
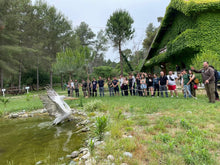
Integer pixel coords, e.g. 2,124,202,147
1,89,220,164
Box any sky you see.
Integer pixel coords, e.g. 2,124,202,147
33,0,171,62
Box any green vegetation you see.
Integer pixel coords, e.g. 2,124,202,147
142,0,220,71
67,94,220,164
1,89,220,164
95,116,108,141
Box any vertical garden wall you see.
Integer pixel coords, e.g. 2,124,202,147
142,0,220,72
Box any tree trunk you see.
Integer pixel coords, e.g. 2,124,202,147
61,73,63,89
69,73,72,81
37,66,39,91
119,41,123,75
18,62,22,90
37,54,39,91
0,69,3,89
50,71,53,88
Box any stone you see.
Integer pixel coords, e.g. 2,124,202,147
94,141,104,147
85,157,96,165
69,160,76,165
80,151,90,160
35,161,43,165
107,155,115,161
66,155,72,158
123,152,133,158
71,151,79,159
127,135,133,138
10,113,19,118
59,157,64,160
121,163,128,165
28,113,34,117
22,114,28,118
41,109,47,113
79,148,89,153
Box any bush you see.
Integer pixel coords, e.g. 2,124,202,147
84,100,105,112
95,115,108,140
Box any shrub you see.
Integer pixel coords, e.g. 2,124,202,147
95,115,108,140
84,100,105,112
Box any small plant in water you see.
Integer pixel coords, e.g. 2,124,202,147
95,115,108,140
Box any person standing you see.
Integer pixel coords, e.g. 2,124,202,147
148,74,154,97
107,77,114,96
123,77,129,96
159,71,168,97
209,66,219,101
136,74,142,96
182,69,192,98
188,70,196,97
74,80,79,97
92,77,98,97
167,71,178,97
67,81,71,97
98,76,105,97
153,74,160,97
81,80,87,97
191,62,215,103
112,76,119,96
119,75,124,96
140,74,147,96
70,80,75,97
128,75,135,96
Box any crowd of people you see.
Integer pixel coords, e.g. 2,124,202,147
65,62,219,103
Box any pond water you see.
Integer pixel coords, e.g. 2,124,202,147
0,116,87,165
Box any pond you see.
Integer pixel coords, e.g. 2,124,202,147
0,116,87,165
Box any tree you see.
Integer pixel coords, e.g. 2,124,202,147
106,9,135,75
142,23,157,51
75,22,95,46
91,30,109,68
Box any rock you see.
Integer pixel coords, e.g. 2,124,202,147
107,155,115,161
85,157,96,165
79,148,89,153
10,113,19,118
59,157,64,160
66,155,72,158
94,141,104,147
35,161,43,165
69,160,76,165
28,113,34,117
123,152,133,158
105,131,111,136
71,151,79,158
127,135,133,138
121,163,128,165
81,127,90,132
41,109,47,113
22,114,28,118
80,151,90,160
187,111,192,114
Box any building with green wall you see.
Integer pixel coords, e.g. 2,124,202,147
141,0,220,73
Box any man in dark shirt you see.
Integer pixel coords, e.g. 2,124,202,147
191,62,215,103
92,77,97,97
112,76,119,96
128,75,135,96
159,71,168,97
98,76,105,97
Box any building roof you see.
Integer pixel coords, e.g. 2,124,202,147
140,0,220,70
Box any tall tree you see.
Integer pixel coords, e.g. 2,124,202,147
142,23,157,51
91,30,109,68
106,9,135,75
75,22,95,46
